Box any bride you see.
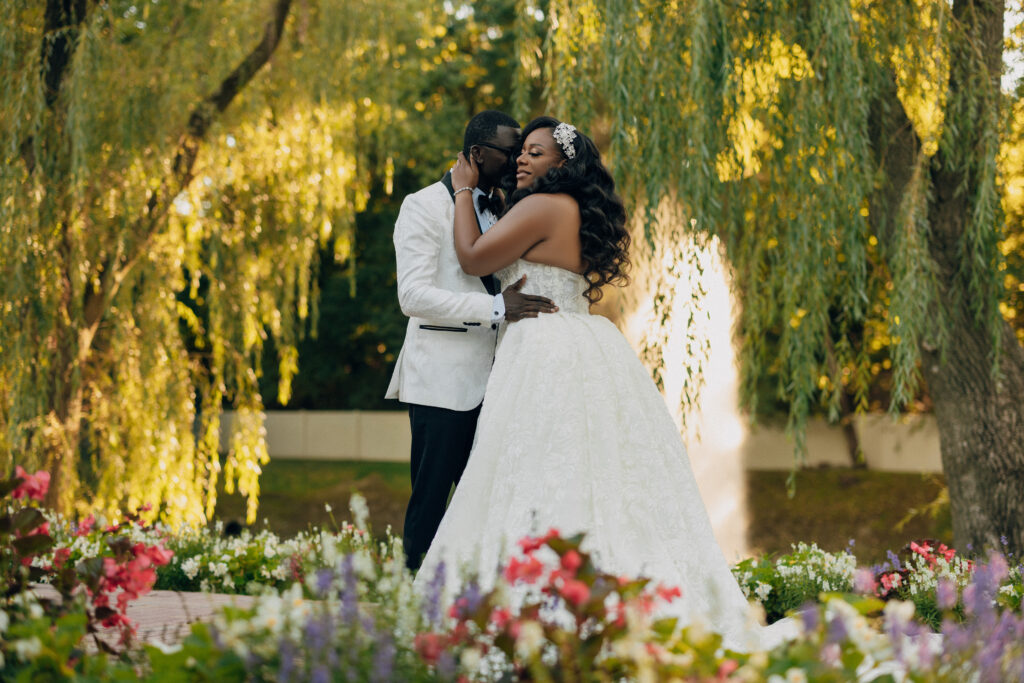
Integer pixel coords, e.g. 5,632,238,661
415,116,792,651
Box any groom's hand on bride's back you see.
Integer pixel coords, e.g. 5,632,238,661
502,275,557,323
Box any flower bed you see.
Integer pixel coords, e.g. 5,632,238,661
3,470,1024,681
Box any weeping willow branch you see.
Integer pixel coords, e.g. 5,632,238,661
86,0,294,336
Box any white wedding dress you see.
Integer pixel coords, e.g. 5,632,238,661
416,260,794,651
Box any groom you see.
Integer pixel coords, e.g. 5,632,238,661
386,110,557,571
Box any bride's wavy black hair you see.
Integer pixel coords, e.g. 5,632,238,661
507,116,630,303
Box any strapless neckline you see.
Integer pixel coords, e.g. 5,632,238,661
495,260,590,315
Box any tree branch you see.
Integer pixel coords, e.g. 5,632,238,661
83,0,294,331
865,69,924,251
41,0,93,107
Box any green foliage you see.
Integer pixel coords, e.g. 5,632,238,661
733,542,857,622
535,0,1018,447
260,1,549,410
0,0,454,525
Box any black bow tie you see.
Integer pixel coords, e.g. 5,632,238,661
477,191,503,216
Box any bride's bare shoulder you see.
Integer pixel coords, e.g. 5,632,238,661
509,193,579,218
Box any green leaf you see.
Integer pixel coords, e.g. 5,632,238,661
12,533,53,556
11,507,44,534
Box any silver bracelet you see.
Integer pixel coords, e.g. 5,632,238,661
453,186,475,196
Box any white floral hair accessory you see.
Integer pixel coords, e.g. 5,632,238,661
552,122,577,159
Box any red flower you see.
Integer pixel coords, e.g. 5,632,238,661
53,547,71,569
76,515,95,537
560,550,582,574
879,571,903,594
503,555,545,584
12,466,50,501
561,579,590,606
517,527,561,553
414,632,445,665
910,540,932,556
655,583,682,603
490,607,512,629
146,544,173,566
717,659,740,678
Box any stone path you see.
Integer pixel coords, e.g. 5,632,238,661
33,585,258,648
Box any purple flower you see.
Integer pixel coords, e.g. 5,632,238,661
437,650,457,679
371,631,396,682
942,619,972,653
936,578,958,610
310,664,330,683
304,612,333,657
798,602,819,634
315,567,335,597
422,560,447,626
278,638,297,682
886,550,903,571
339,554,358,624
826,614,848,644
454,579,484,616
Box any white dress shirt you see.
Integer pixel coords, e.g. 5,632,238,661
473,187,505,323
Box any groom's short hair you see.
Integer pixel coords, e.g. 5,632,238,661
463,110,520,157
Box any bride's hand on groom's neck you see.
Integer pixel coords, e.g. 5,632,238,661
452,152,479,190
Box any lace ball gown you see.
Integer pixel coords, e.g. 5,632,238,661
415,259,794,651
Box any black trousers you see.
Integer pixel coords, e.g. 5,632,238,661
402,402,481,571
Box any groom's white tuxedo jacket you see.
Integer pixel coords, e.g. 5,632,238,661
385,179,500,411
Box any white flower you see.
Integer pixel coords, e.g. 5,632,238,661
181,557,200,580
0,609,8,634
883,600,915,627
785,668,808,683
13,636,42,660
461,647,483,671
150,640,183,654
515,620,545,657
349,493,369,531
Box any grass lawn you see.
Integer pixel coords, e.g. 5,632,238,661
214,459,951,566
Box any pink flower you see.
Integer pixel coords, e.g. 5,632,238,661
717,659,740,678
414,632,445,665
879,572,903,593
503,555,545,584
145,544,173,566
53,547,71,569
561,579,590,606
490,607,512,629
517,527,561,554
76,515,95,537
11,466,50,501
560,550,582,574
655,583,682,603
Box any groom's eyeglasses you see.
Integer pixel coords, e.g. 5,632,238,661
476,142,517,160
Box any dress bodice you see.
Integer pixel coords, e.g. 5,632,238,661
496,260,590,315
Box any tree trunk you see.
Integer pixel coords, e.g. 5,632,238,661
921,311,1024,554
924,0,1023,555
868,0,1023,555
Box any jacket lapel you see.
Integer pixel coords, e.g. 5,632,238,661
442,171,499,296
